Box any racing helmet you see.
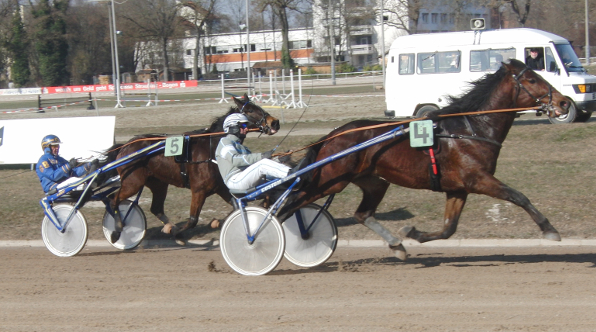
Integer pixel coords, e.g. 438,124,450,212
41,135,62,150
223,113,250,133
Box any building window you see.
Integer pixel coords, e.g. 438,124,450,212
186,49,192,56
441,13,447,23
421,13,428,24
431,13,438,24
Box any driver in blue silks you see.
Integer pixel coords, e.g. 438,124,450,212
36,134,98,193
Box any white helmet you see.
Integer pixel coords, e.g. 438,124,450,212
223,113,250,133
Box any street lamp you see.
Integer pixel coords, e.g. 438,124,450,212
245,0,251,96
92,0,123,108
586,0,590,65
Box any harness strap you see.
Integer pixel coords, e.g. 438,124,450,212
179,163,190,189
428,147,442,192
436,134,502,148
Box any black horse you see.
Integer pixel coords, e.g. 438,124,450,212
277,59,570,260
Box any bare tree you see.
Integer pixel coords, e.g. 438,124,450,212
503,0,530,27
256,0,303,68
382,0,424,34
121,0,182,82
180,0,217,79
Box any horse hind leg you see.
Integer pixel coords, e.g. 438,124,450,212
352,177,408,261
399,191,467,243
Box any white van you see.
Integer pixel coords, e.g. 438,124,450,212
384,28,596,124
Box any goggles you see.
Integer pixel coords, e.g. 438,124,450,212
239,122,249,129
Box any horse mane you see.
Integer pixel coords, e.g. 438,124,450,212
438,58,525,115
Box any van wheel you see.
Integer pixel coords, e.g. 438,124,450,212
548,101,577,124
415,105,439,118
575,111,592,122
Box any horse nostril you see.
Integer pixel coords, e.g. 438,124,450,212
560,101,569,110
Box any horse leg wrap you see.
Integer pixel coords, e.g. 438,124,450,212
156,213,170,225
363,217,402,246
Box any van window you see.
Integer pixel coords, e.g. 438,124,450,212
544,47,557,72
417,51,461,74
399,53,415,75
470,48,515,72
525,47,545,70
554,43,585,72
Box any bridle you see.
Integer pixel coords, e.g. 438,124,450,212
240,100,271,134
512,67,556,117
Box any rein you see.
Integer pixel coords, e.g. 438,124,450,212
276,105,540,158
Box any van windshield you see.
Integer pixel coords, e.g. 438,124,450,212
554,44,585,72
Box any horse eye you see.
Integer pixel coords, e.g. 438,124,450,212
528,78,536,84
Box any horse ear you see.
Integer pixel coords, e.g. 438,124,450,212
243,93,250,102
502,61,514,72
232,95,242,109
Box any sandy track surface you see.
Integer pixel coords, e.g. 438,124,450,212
1,245,595,331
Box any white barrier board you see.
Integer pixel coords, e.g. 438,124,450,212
0,116,115,164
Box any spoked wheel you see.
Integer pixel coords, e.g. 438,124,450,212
41,204,88,257
102,200,147,250
283,203,338,267
220,207,285,276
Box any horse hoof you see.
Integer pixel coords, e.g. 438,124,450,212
161,223,179,235
174,237,187,246
398,226,414,239
110,231,121,244
389,243,408,261
544,231,561,241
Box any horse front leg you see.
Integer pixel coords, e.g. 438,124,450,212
399,191,468,243
145,177,179,235
352,177,408,260
208,186,234,229
472,176,561,241
109,183,142,243
174,190,208,245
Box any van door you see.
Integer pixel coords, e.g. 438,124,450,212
539,47,561,89
526,47,561,95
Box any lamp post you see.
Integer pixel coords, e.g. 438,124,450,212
110,0,123,107
380,0,385,90
246,0,251,96
586,0,590,65
94,0,123,107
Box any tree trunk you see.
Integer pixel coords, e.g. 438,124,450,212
276,6,294,69
162,38,169,82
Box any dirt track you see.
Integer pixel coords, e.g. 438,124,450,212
1,245,595,331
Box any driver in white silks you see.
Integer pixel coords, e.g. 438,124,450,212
215,113,290,191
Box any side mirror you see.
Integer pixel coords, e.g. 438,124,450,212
549,61,557,72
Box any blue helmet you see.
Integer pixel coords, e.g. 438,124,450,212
41,135,63,150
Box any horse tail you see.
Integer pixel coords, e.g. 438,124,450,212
105,143,124,163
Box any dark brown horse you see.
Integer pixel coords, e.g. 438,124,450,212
277,59,570,260
107,94,280,244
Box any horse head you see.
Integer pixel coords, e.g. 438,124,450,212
503,59,570,118
233,93,280,135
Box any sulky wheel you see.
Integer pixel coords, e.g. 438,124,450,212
220,207,285,276
41,204,88,257
283,204,338,267
102,200,147,250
